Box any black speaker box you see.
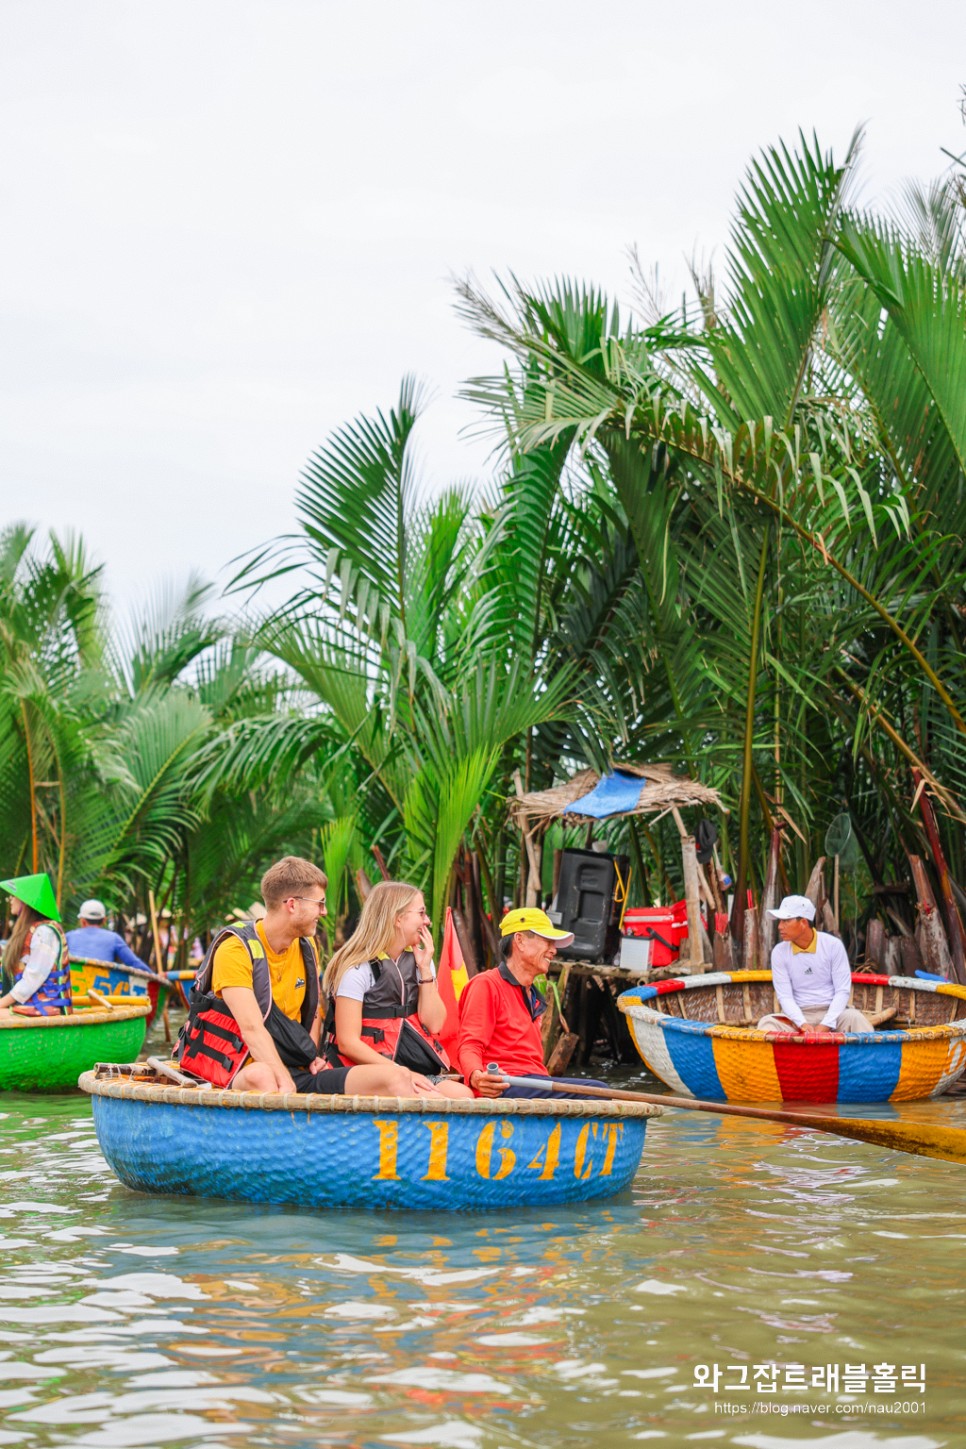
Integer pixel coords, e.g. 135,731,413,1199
553,848,623,961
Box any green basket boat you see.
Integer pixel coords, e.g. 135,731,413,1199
0,1004,150,1092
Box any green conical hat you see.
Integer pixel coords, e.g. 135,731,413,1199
0,873,61,922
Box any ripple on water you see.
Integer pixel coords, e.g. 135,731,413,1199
0,1086,963,1447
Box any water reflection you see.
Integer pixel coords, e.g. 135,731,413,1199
0,1080,963,1447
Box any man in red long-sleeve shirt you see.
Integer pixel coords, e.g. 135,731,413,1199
458,908,608,1099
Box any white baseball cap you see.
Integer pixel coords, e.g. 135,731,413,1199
767,894,816,922
79,899,107,921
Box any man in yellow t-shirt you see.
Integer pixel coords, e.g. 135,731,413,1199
204,856,437,1097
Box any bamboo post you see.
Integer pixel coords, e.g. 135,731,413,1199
451,906,479,978
148,888,172,1045
913,770,966,984
757,825,782,968
909,855,954,977
671,810,706,972
742,902,761,971
513,770,543,908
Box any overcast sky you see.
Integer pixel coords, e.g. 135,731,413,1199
2,0,963,613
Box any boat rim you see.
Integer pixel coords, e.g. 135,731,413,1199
617,970,966,1044
70,955,165,984
78,1070,661,1118
0,1004,151,1030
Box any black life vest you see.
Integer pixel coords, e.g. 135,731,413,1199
176,923,320,1087
322,951,451,1074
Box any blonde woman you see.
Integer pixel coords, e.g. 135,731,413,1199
323,883,472,1100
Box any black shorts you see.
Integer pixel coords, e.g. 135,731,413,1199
289,1065,353,1095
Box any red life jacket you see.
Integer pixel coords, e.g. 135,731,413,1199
176,924,320,1088
10,922,71,1015
323,952,450,1073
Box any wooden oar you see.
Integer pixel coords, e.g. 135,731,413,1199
499,1075,966,1167
88,988,115,1011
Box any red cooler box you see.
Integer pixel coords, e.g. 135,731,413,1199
622,902,689,967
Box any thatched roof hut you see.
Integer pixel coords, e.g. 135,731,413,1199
510,763,724,827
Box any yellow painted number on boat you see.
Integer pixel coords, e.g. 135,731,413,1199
372,1119,400,1180
421,1121,450,1181
574,1123,598,1180
525,1123,561,1180
598,1122,623,1177
475,1120,516,1180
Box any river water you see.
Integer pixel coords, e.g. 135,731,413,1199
1,1035,964,1448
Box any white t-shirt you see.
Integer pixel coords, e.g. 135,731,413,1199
336,955,436,1002
770,931,851,1028
11,923,61,1003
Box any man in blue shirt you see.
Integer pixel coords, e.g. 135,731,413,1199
67,900,148,971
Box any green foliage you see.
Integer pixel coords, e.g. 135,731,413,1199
4,123,964,952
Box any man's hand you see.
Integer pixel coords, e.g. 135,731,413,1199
469,1068,509,1097
308,1056,326,1075
803,1023,833,1035
410,1072,444,1097
274,1065,298,1093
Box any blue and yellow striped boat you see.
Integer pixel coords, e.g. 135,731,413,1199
69,957,176,1026
619,972,966,1103
79,1066,660,1211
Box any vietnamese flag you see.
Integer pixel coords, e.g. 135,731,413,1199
437,906,469,1060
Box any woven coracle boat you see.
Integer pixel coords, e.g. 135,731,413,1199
618,972,966,1103
0,1005,151,1092
70,957,174,1026
80,1065,660,1211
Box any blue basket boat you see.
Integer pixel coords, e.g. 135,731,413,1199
618,971,966,1103
79,1066,659,1211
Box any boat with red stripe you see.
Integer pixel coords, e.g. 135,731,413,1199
618,971,966,1102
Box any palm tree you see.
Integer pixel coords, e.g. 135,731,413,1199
456,129,966,956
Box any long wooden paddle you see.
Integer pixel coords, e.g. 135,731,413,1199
499,1075,966,1167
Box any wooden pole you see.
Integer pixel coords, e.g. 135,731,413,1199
148,888,172,1045
671,809,706,971
513,770,542,907
913,770,966,984
758,824,782,968
908,855,954,978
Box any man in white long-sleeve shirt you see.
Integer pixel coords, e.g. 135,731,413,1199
756,894,875,1035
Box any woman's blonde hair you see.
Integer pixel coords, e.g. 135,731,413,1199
323,881,422,996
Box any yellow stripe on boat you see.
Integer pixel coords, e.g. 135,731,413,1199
891,1026,959,1100
712,1029,782,1101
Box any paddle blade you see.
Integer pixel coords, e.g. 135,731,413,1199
798,1113,966,1167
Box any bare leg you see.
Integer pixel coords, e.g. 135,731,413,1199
434,1078,473,1099
231,1061,283,1091
344,1063,419,1096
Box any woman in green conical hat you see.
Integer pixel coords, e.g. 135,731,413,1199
0,874,72,1016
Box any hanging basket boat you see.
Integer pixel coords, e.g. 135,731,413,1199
70,957,176,1026
0,1005,151,1093
618,971,966,1103
79,1065,660,1211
